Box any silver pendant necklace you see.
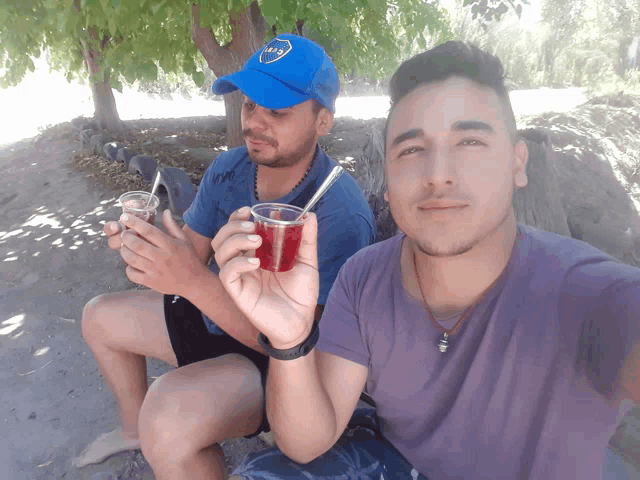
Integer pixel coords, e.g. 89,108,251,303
438,333,450,353
411,249,476,354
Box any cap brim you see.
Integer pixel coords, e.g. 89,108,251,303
212,69,310,109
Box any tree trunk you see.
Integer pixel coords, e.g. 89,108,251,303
87,70,122,132
223,90,244,148
191,2,266,148
81,28,123,133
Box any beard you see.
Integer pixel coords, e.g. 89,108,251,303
244,128,318,169
400,205,512,258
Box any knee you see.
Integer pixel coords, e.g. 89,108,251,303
81,294,109,344
137,377,196,462
138,390,178,461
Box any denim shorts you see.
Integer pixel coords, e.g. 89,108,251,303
231,406,428,479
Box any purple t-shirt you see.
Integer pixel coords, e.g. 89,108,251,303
317,224,640,479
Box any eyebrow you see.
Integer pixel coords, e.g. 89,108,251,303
390,128,423,147
390,120,496,148
451,120,495,134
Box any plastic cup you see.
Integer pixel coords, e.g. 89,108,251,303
118,191,160,225
250,203,307,272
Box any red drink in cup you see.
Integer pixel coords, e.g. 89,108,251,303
118,191,160,226
250,203,306,272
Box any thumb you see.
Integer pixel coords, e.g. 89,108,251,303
163,209,186,241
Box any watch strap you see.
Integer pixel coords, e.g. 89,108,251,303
258,321,320,361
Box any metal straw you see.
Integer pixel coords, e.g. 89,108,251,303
295,165,344,220
145,170,162,208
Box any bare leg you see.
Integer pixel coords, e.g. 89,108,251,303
74,289,178,468
138,353,264,480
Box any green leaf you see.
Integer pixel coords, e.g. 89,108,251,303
111,75,123,93
108,16,117,37
140,61,158,80
151,1,166,15
260,0,282,21
192,70,205,87
123,63,137,84
0,7,10,25
183,57,196,74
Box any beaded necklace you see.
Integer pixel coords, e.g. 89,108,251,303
254,161,313,201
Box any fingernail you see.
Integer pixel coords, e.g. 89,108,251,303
247,257,260,264
121,214,129,222
238,206,249,213
241,221,253,229
248,235,260,242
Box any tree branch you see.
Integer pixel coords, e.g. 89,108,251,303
249,1,266,39
191,3,230,71
229,1,265,51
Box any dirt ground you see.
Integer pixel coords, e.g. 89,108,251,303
0,116,381,480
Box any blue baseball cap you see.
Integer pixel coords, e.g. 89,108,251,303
212,34,340,113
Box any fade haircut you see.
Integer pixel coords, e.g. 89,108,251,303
384,41,518,152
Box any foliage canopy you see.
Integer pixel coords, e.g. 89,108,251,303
0,0,533,90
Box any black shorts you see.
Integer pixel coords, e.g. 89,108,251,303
163,294,270,438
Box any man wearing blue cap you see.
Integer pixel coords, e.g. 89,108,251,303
74,34,375,479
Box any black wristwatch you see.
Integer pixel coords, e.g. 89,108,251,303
258,322,320,361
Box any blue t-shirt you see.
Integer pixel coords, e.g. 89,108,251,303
184,145,376,333
317,224,640,479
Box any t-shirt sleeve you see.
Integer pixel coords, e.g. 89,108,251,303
576,270,640,400
316,210,375,305
183,155,227,238
315,255,371,367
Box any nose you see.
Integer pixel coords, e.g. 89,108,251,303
422,144,455,189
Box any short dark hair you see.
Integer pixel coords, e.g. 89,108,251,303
384,41,518,151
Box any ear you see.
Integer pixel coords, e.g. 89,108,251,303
383,190,389,202
513,139,528,189
316,108,334,137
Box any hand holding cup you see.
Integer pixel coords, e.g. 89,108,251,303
105,191,160,250
214,207,319,350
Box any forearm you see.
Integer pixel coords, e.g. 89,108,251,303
183,267,265,354
266,350,338,464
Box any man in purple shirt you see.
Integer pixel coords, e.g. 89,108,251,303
214,42,640,479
